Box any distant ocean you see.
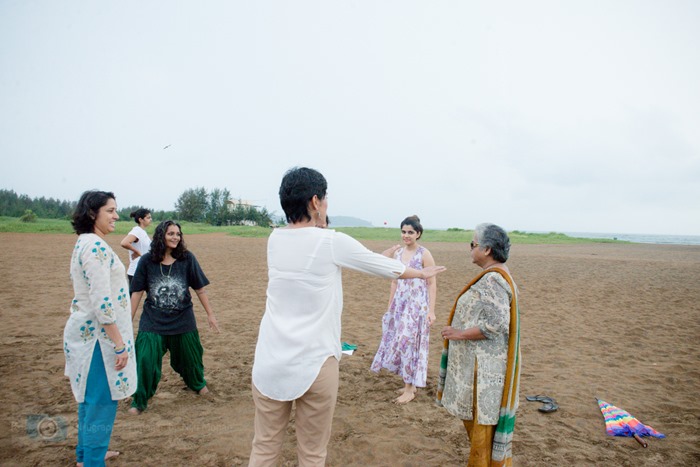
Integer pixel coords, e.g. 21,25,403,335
562,232,700,246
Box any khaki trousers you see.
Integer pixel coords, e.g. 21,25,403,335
249,357,339,467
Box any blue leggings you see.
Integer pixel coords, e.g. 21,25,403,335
76,344,118,466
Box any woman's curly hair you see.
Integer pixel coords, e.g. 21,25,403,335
150,220,189,263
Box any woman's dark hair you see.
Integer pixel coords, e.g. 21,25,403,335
279,167,327,223
401,215,423,240
71,190,116,235
130,208,151,224
150,220,188,263
474,223,511,263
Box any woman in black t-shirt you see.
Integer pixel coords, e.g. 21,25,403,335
128,220,220,414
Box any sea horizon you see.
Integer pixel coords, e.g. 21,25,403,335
558,231,700,246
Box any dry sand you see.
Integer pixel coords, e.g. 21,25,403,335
0,232,699,466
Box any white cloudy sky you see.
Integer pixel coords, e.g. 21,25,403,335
1,1,699,235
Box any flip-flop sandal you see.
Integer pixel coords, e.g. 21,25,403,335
526,395,554,403
538,402,559,413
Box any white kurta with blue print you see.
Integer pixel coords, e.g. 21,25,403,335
63,233,137,402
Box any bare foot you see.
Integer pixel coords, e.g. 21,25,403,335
76,450,119,466
198,386,209,395
395,385,416,395
127,407,142,415
394,391,416,404
394,390,416,404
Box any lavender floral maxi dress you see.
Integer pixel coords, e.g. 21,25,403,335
371,246,431,387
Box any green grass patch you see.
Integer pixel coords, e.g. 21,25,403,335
334,227,625,244
0,216,77,234
0,217,627,244
0,217,274,237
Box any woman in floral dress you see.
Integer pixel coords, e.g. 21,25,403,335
371,215,437,404
63,190,137,466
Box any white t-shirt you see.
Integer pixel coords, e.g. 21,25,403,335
252,227,406,401
126,225,151,276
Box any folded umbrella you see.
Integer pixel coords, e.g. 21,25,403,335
596,398,665,447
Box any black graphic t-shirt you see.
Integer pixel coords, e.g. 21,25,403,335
131,251,210,335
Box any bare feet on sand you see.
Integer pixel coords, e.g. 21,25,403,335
127,407,142,415
198,386,209,395
76,450,119,466
393,384,416,403
394,390,416,404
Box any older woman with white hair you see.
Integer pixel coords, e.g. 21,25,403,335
437,223,521,467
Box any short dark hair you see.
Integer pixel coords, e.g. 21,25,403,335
150,220,189,263
279,167,327,224
475,223,510,263
130,208,151,224
71,190,116,235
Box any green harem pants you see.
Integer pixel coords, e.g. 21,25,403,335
131,330,206,411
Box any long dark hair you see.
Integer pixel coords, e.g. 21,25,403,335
130,208,151,224
150,220,188,263
71,190,116,235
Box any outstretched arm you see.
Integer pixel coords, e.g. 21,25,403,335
195,287,220,332
398,265,446,280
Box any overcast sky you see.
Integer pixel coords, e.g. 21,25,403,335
1,1,698,235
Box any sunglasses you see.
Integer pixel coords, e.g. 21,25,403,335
470,241,479,250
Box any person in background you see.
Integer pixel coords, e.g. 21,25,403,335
128,220,219,414
120,208,152,290
371,215,437,404
437,223,521,466
248,167,446,466
63,190,137,466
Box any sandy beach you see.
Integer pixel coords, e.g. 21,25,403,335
0,232,698,466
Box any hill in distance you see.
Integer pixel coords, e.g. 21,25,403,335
329,216,372,227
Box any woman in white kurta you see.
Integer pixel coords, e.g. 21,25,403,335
249,167,446,467
64,190,137,467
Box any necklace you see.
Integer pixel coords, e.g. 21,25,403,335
160,262,173,277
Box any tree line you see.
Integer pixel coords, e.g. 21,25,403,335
175,187,275,226
0,188,276,227
0,189,74,219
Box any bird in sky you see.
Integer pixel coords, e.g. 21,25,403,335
163,144,171,149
